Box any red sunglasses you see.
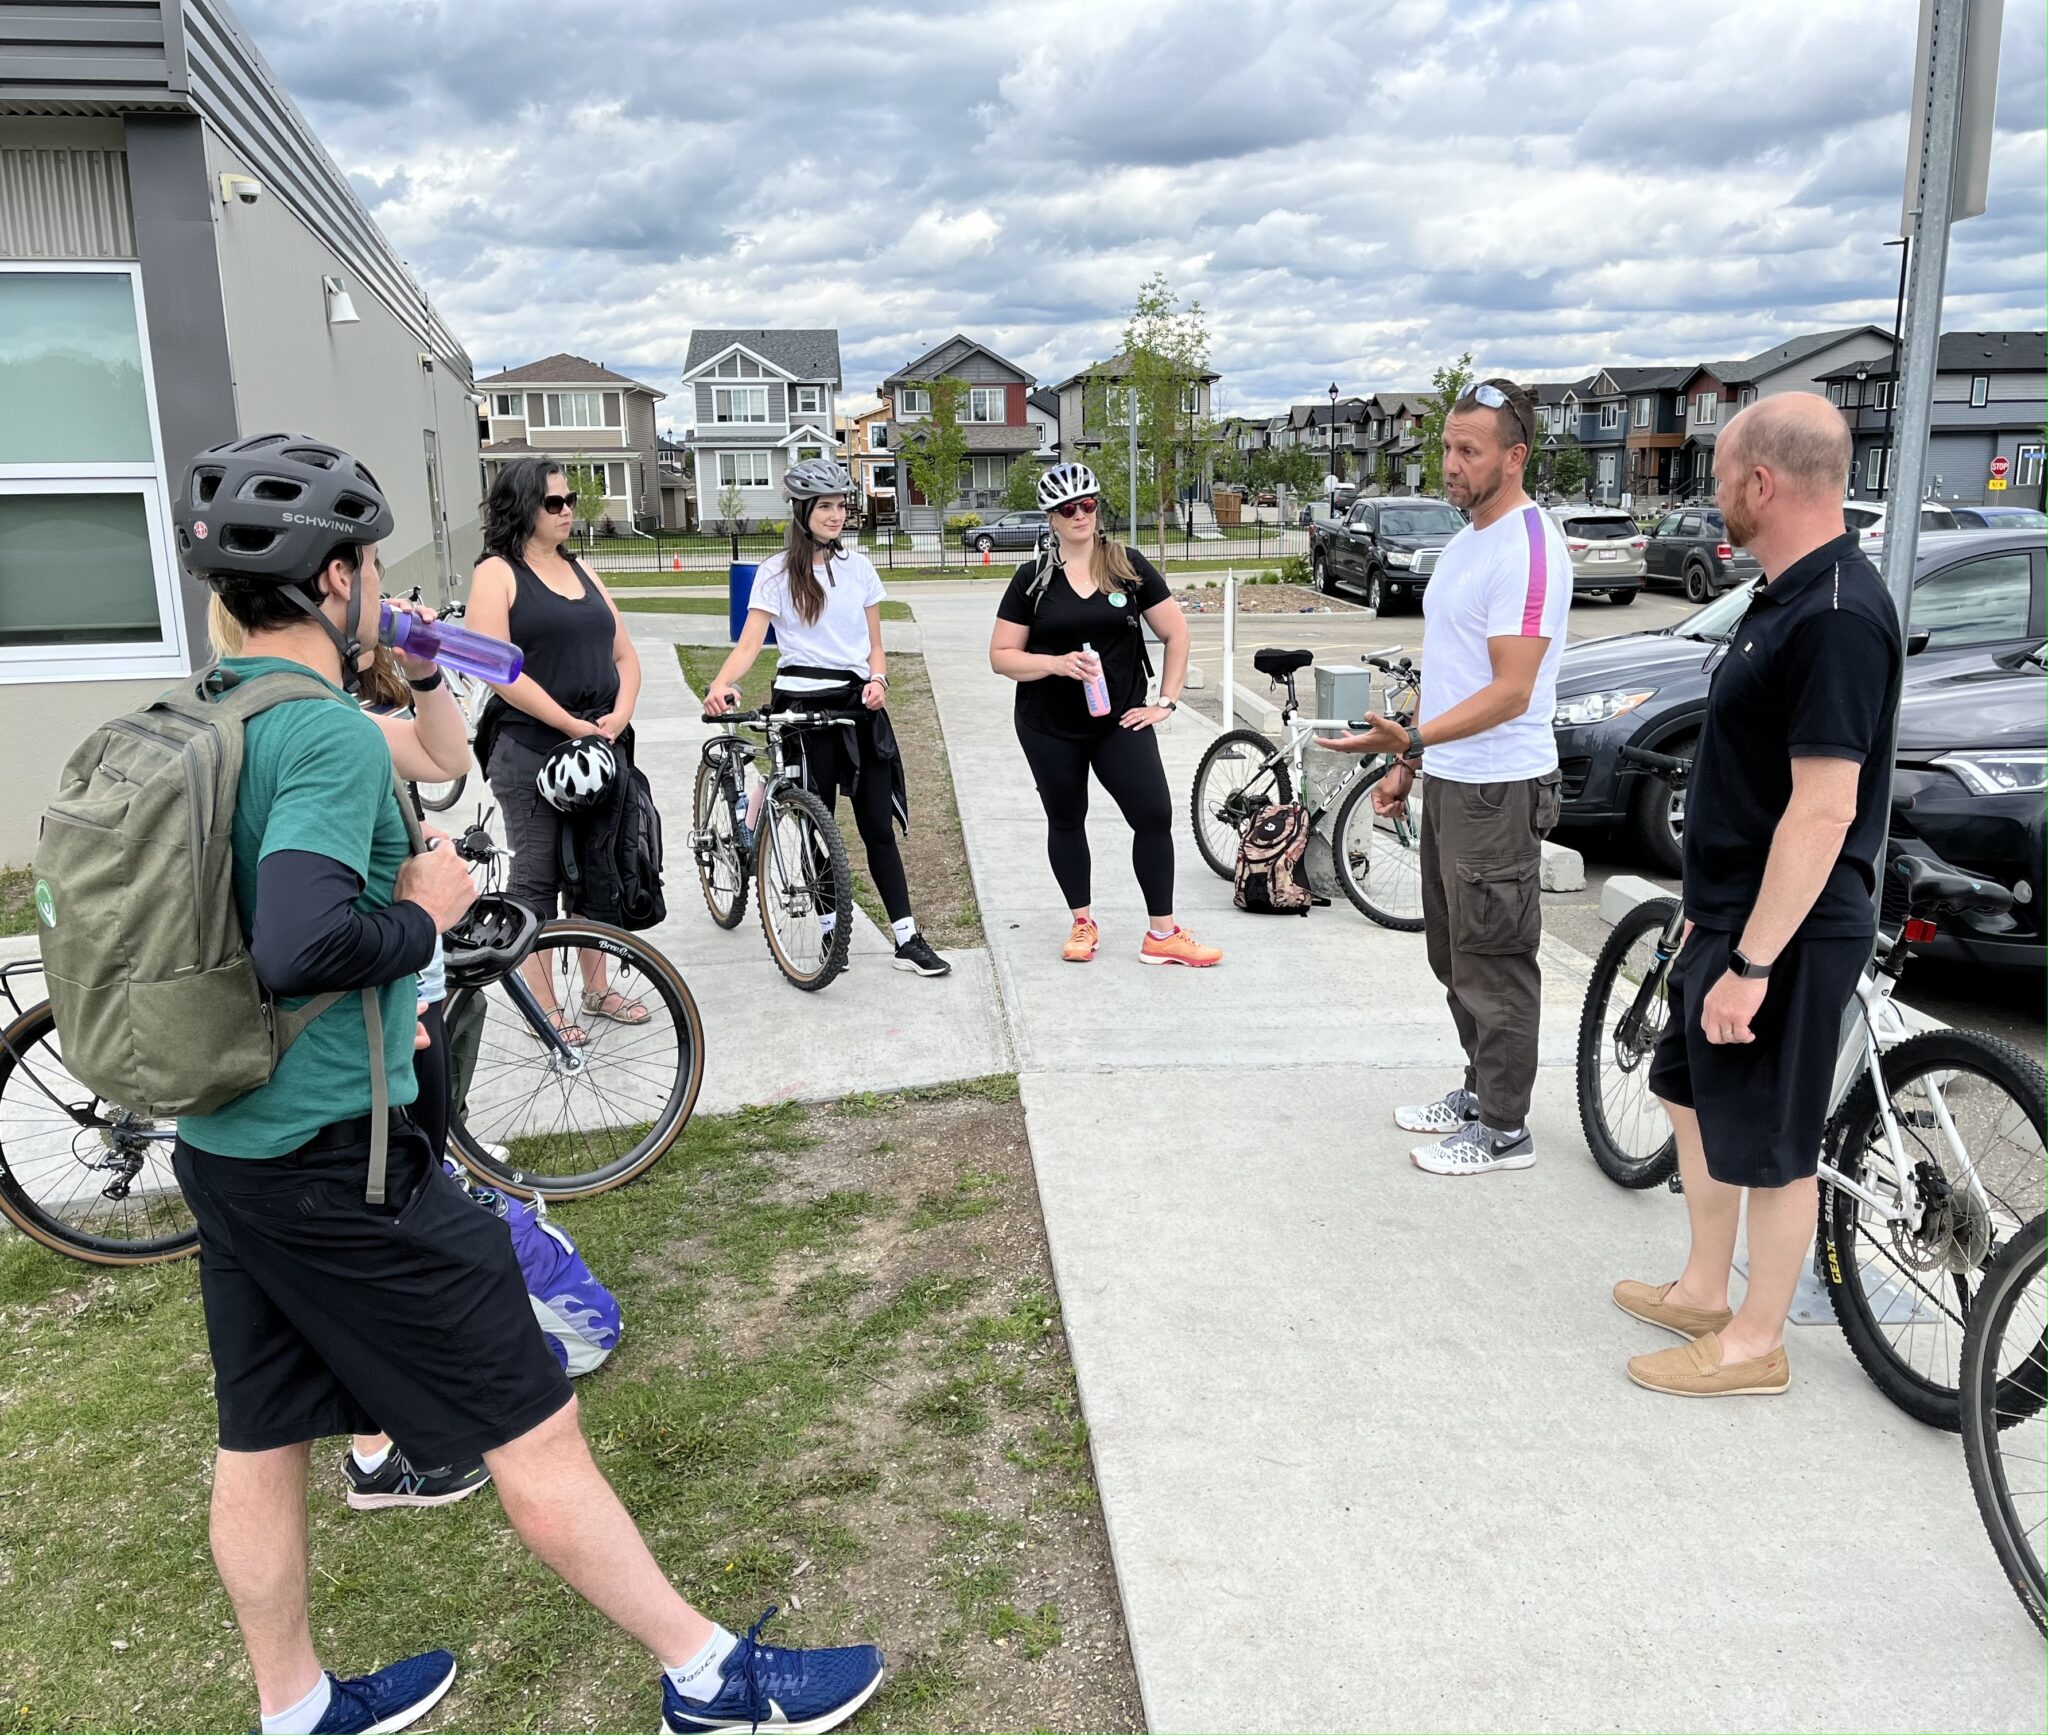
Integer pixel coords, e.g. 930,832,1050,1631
1052,497,1098,518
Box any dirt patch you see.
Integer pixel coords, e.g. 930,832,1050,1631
1174,580,1365,615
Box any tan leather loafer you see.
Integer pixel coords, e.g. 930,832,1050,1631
1613,1278,1735,1341
1627,1331,1790,1398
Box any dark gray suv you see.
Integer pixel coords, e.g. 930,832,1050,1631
1643,506,1762,603
961,510,1048,553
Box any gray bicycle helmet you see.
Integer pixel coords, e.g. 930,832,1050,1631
1037,461,1099,512
783,457,854,500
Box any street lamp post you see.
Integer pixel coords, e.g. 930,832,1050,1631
1327,381,1340,486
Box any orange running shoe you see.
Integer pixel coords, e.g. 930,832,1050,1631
1062,916,1100,962
1139,926,1223,967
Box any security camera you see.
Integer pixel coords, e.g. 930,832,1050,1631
418,351,436,373
219,173,262,206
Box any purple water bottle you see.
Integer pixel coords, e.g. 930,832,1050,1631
1080,641,1112,718
379,601,524,685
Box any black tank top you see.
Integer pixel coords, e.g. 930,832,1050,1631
501,554,619,746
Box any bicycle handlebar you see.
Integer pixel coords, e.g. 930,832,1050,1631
1620,744,1690,778
709,706,859,730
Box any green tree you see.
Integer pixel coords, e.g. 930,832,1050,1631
901,375,970,522
1116,272,1217,561
1082,375,1137,533
716,481,744,533
1416,352,1474,497
1550,433,1591,498
1269,444,1323,508
1000,450,1042,512
563,459,610,542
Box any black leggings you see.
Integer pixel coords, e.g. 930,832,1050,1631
793,745,912,924
1015,719,1174,917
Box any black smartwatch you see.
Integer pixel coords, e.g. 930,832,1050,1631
1729,948,1772,980
1404,724,1425,755
408,669,444,692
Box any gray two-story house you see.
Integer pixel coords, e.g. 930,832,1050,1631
681,328,842,528
1053,353,1221,465
477,354,674,532
880,334,1040,525
1673,325,1894,499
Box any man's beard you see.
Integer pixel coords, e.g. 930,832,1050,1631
1457,460,1509,514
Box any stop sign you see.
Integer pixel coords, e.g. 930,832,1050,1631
1991,455,2011,479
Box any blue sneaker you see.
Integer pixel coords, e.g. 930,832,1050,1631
310,1650,458,1734
662,1608,884,1734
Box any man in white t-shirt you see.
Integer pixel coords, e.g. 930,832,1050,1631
1324,378,1570,1175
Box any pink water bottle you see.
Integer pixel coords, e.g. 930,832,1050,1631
1080,641,1112,718
379,601,524,685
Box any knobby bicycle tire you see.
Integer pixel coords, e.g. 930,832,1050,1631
756,784,851,990
1576,897,1682,1189
446,920,704,1200
1190,728,1290,882
693,758,749,929
1820,1028,2047,1430
1329,764,1426,931
0,1000,196,1265
1960,1211,2047,1634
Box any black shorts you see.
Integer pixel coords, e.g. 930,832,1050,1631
1647,925,1871,1188
173,1117,572,1463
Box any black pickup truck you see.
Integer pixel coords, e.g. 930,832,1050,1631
1307,496,1466,613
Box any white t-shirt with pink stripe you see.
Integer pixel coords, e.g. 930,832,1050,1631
1416,502,1574,784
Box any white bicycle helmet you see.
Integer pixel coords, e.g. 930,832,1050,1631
536,736,617,812
1037,462,1099,512
783,457,854,500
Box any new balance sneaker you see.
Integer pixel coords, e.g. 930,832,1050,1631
309,1650,457,1734
1411,1121,1535,1176
1393,1087,1480,1135
343,1448,491,1511
1062,916,1100,962
662,1609,884,1735
1138,926,1223,967
892,933,951,977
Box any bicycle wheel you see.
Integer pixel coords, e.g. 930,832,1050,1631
1960,1212,2046,1633
1575,896,1681,1188
1329,764,1425,931
445,921,704,1200
415,770,467,813
692,759,748,929
1821,1029,2047,1430
1190,729,1291,881
0,1001,195,1264
756,784,852,990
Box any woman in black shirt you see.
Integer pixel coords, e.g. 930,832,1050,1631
990,462,1220,967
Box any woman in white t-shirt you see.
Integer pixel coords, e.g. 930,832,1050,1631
701,458,948,977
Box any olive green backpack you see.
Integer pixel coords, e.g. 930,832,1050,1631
33,665,422,1201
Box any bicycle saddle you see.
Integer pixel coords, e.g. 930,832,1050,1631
1254,647,1314,678
1891,853,2014,919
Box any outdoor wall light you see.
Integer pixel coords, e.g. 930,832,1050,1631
323,275,361,325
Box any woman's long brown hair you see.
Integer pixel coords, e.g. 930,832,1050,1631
779,502,843,626
1059,529,1138,594
208,593,413,709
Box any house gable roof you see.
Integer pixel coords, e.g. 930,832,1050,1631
1027,388,1062,419
478,352,663,395
881,334,1036,390
1599,365,1692,394
1812,328,2048,381
683,328,842,386
1051,352,1223,392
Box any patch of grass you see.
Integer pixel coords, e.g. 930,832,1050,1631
0,863,36,938
789,1269,873,1318
863,1652,970,1727
625,595,913,620
906,1377,992,1438
986,1600,1062,1659
910,1170,1004,1230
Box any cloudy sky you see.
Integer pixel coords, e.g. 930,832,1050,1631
239,0,2044,430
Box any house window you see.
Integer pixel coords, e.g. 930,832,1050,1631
966,387,1004,423
532,391,609,429
1865,447,1886,491
969,455,1007,492
0,266,187,679
1693,392,1718,425
1827,382,1845,406
1633,397,1651,429
869,423,888,450
2016,444,2045,487
1737,388,1756,408
716,451,772,489
793,386,823,415
492,393,522,417
1872,381,1892,410
712,387,769,425
899,387,931,417
1182,383,1202,414
1561,400,1577,429
603,461,629,499
1970,374,1989,408
1600,403,1621,431
793,445,822,463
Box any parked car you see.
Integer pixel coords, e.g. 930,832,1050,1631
1308,496,1466,612
1550,527,2045,872
1643,506,1761,603
1545,506,1647,603
1842,498,1961,550
1949,504,2048,530
961,510,1049,553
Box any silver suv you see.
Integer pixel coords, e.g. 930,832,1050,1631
1545,506,1648,605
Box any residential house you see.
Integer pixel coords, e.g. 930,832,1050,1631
1292,397,1371,483
655,434,692,531
1609,367,1692,503
1361,392,1434,491
1817,329,2047,509
1026,388,1062,462
0,0,484,861
1574,372,1631,502
477,354,673,532
1673,325,1895,499
1052,352,1222,467
1526,379,1589,492
883,334,1041,524
846,402,896,524
681,327,842,528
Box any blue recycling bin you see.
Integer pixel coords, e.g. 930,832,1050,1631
727,562,774,646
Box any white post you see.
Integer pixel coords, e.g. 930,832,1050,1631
1222,565,1236,730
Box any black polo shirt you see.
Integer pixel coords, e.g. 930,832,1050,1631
1682,531,1902,939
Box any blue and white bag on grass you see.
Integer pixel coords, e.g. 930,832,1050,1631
446,1162,623,1375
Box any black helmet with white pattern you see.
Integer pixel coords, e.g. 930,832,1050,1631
1037,462,1099,512
536,736,617,813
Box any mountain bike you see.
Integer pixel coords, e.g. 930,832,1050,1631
0,823,705,1263
1188,646,1426,929
690,704,858,990
398,587,483,814
1577,743,2046,1429
1960,1210,2046,1633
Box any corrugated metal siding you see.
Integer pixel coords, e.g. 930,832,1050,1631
0,144,135,253
0,1,179,104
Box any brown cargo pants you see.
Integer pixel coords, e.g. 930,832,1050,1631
1418,771,1563,1128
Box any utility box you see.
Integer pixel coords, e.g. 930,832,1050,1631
1305,663,1378,812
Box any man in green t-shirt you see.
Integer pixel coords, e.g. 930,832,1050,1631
165,436,884,1735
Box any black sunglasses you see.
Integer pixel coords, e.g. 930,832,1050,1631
541,492,579,514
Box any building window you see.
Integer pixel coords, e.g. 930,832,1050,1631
1827,381,1845,406
869,423,888,451
1737,387,1756,408
601,461,629,499
2017,444,2045,487
1632,397,1651,429
1561,399,1577,428
1865,446,1886,491
0,265,186,679
793,386,823,414
1182,383,1202,414
716,451,772,489
1872,381,1892,410
1970,374,1989,408
492,393,522,418
712,387,769,425
532,390,611,429
1693,392,1718,426
966,387,1004,423
968,455,1008,492
899,387,931,417
1600,403,1621,431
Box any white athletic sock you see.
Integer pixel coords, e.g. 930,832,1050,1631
1147,926,1177,941
666,1626,740,1703
260,1673,332,1735
891,917,917,945
351,1443,390,1476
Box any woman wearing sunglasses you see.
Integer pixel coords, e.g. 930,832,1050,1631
990,462,1219,967
466,458,646,1042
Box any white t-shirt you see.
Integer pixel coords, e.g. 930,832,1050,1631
748,548,887,691
1417,503,1573,783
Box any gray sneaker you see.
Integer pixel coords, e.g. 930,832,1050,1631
1394,1088,1480,1135
1411,1121,1535,1176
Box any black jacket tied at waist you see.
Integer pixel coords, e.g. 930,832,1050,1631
772,664,909,837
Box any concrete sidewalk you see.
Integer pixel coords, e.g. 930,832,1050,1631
906,588,2042,1733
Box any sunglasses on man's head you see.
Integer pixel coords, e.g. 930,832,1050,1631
1455,381,1532,444
542,492,579,514
1052,497,1098,518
